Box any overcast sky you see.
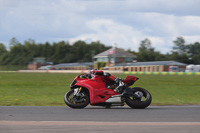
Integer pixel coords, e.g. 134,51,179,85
0,0,200,53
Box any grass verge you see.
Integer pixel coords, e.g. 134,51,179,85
0,72,200,106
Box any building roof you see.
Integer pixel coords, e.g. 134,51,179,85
94,47,136,58
51,62,93,68
110,61,187,67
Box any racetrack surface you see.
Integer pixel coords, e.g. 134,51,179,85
1,105,200,133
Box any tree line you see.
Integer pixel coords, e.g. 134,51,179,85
0,37,200,66
132,37,200,64
0,38,110,65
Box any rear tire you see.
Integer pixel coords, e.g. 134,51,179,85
125,87,152,109
64,89,89,109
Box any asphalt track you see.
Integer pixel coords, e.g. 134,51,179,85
1,105,200,133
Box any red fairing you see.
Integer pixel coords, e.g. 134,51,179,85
106,74,116,81
65,71,152,109
73,75,118,105
123,75,138,86
70,74,138,105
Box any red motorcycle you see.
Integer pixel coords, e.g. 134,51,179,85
64,72,152,109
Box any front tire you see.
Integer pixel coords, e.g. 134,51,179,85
64,89,89,109
125,87,152,109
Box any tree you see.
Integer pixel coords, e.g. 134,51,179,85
97,62,106,69
137,38,162,61
0,43,8,65
139,38,152,51
9,37,20,47
0,43,7,55
172,37,188,54
171,37,191,64
188,42,200,64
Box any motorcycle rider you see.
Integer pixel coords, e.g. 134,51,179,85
86,69,126,93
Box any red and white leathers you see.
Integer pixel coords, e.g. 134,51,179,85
88,69,115,82
88,69,125,93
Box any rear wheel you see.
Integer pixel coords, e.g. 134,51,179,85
125,87,152,109
64,89,89,109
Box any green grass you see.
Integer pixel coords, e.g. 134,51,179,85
126,74,200,105
0,72,200,106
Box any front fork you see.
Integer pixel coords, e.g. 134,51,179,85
72,87,86,103
73,87,82,96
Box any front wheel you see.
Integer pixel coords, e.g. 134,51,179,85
125,87,152,109
64,89,89,109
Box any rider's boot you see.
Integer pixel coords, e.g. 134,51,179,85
114,78,126,93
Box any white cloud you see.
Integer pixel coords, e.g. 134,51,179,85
82,0,200,16
68,18,174,53
68,12,200,53
68,19,145,51
0,0,200,54
183,35,200,44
